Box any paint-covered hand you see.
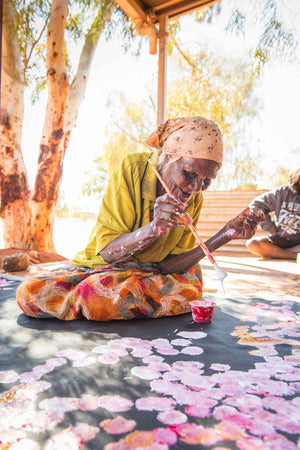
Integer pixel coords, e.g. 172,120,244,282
152,193,193,236
224,208,265,240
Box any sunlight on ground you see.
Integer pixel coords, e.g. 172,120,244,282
0,218,95,260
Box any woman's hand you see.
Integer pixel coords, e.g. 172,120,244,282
224,208,265,240
152,193,192,236
101,194,193,264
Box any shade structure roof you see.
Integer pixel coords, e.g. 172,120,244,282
114,0,219,23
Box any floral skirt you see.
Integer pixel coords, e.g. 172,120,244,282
16,263,203,321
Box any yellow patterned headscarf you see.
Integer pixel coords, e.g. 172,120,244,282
145,116,223,167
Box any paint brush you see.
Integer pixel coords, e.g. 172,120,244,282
111,127,228,293
148,159,228,294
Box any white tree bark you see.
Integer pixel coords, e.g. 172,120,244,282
1,0,116,252
29,0,69,251
0,0,32,248
30,0,116,252
65,0,116,135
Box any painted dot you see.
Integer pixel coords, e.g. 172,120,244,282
157,410,187,425
181,346,203,355
131,366,161,380
0,370,19,383
98,354,120,364
98,395,133,412
73,423,100,442
131,348,153,358
39,397,80,412
156,347,179,356
147,362,170,372
153,427,177,445
142,355,164,364
73,357,97,367
177,331,207,339
210,364,231,371
136,396,175,411
100,416,136,434
170,338,191,346
79,394,100,411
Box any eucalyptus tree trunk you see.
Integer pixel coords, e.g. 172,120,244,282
29,0,70,252
0,0,32,248
0,0,115,252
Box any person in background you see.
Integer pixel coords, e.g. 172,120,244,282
16,116,262,321
246,169,300,260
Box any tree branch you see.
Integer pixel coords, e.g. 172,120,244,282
169,31,198,74
46,0,68,76
65,0,116,132
23,18,49,77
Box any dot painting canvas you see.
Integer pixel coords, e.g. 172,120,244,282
0,278,299,449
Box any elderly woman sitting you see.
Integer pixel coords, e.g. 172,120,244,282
17,117,261,321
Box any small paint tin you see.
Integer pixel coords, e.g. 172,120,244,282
190,300,216,323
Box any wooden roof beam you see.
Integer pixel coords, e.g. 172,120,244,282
154,0,220,20
116,0,148,22
116,0,158,54
135,18,158,54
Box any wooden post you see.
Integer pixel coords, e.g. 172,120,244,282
157,14,168,126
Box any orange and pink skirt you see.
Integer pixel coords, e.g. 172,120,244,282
16,263,203,321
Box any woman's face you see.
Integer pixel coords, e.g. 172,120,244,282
161,156,220,203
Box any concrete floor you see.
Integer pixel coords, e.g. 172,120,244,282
202,254,299,299
1,254,299,301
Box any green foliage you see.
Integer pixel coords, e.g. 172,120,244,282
167,20,181,56
10,0,49,94
273,167,290,186
195,0,298,76
84,40,262,194
195,3,222,23
166,45,263,190
56,189,69,217
105,6,143,55
8,0,139,103
79,0,297,194
168,47,257,132
82,96,155,199
224,8,245,35
82,162,108,200
223,152,263,190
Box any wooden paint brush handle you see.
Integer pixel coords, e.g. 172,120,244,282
148,160,171,197
148,159,215,264
188,224,216,264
